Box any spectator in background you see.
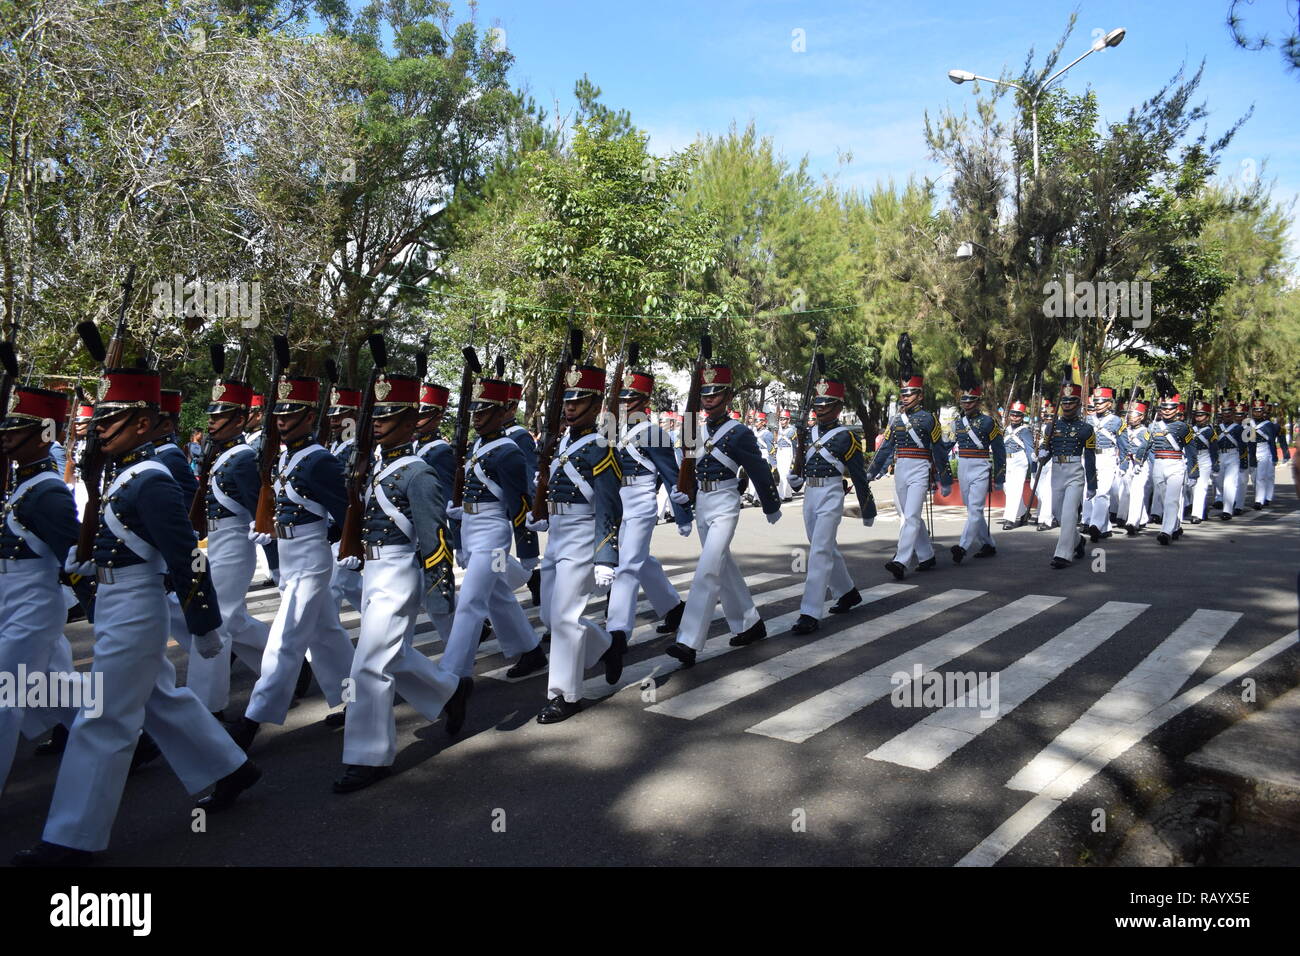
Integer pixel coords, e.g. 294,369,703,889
188,429,204,472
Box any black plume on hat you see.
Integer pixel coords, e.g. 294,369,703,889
956,357,978,392
1154,370,1177,399
897,333,914,382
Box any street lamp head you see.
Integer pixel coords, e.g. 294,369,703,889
953,241,976,261
1096,27,1126,51
948,69,975,85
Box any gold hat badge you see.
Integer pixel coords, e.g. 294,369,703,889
702,368,717,384
277,380,292,400
815,379,830,396
211,383,224,402
374,376,391,401
566,368,582,388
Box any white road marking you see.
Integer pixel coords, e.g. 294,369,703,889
747,594,1064,743
646,589,984,721
867,601,1149,771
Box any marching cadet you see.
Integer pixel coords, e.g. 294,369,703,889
504,381,542,606
1249,394,1285,508
244,393,280,587
1186,397,1219,523
17,368,259,866
949,361,1005,562
775,409,796,500
665,362,781,669
754,411,777,495
327,386,364,614
1232,399,1251,513
656,410,680,523
0,387,79,795
226,375,356,753
69,402,94,517
1000,400,1035,529
441,376,546,684
1034,399,1056,530
332,374,457,793
190,379,270,718
608,364,690,645
413,381,457,642
1082,385,1122,541
1147,380,1196,544
785,374,874,634
1118,396,1153,535
526,364,626,720
1213,397,1247,520
866,337,951,581
1037,379,1096,569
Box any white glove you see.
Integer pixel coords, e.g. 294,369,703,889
593,564,615,591
1037,448,1052,461
64,546,95,578
455,549,467,569
677,522,693,537
193,630,223,660
788,474,805,492
525,516,549,533
669,488,690,505
765,510,781,525
337,555,361,571
520,556,539,572
446,501,464,521
247,521,272,546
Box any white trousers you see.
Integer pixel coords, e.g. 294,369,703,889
1191,451,1213,517
441,510,538,678
1150,458,1186,535
1086,451,1119,533
800,482,854,617
1217,456,1240,516
676,487,760,652
1235,452,1249,511
184,525,268,712
330,540,364,613
1125,463,1151,527
1001,458,1030,523
891,457,934,567
44,565,246,852
344,550,457,766
608,481,681,634
1036,460,1055,524
776,447,794,498
246,523,355,725
1051,461,1085,560
1255,445,1275,503
956,458,993,551
0,561,77,796
541,513,611,702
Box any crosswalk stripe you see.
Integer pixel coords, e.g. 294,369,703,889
956,629,1299,867
866,600,1149,771
578,582,916,701
480,572,793,681
1005,608,1240,794
645,589,985,721
746,594,1064,743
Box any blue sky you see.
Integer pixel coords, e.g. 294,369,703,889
361,1,1300,251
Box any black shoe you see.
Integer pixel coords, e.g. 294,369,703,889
34,723,69,756
130,731,161,772
1188,516,1202,524
333,764,390,794
1037,523,1051,531
1109,513,1119,526
1147,516,1161,526
324,708,346,728
479,620,493,644
1082,524,1099,541
527,568,541,607
950,545,966,564
11,841,93,867
884,560,906,580
656,600,685,634
225,716,260,753
1001,521,1016,531
211,709,226,723
1219,512,1232,521
1171,528,1183,540
665,643,697,668
729,619,766,647
293,660,313,699
1125,524,1139,536
791,614,820,635
542,630,551,644
1098,531,1113,540
443,677,473,736
1051,520,1060,529
1016,513,1030,526
1212,501,1222,511
1074,537,1086,560
1233,508,1244,516
974,544,996,558
829,588,862,614
65,605,85,624
506,645,548,679
1157,532,1170,545
1253,502,1263,510
916,557,936,571
196,760,262,813
536,695,583,724
1050,557,1071,569
602,630,627,685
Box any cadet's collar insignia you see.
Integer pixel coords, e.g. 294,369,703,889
277,380,292,400
815,379,829,396
472,382,485,401
566,368,581,388
374,376,391,401
702,368,717,384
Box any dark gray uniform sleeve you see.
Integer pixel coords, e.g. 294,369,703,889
158,444,198,502
229,448,262,512
591,446,622,567
646,426,692,523
30,481,81,559
308,450,350,528
135,470,221,635
495,444,531,531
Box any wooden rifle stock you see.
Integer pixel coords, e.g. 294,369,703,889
451,345,482,508
0,340,16,501
253,317,292,535
337,334,386,563
189,438,215,535
676,333,711,499
791,349,823,479
61,386,81,484
532,327,583,521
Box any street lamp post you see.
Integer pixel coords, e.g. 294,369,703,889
948,27,1126,177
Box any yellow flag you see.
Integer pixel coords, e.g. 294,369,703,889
1068,343,1083,385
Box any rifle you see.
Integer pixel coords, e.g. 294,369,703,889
0,338,17,501
675,331,712,499
337,333,386,564
188,342,225,534
605,322,630,438
450,338,484,509
252,308,292,536
532,326,583,520
792,347,825,479
71,265,136,562
313,355,340,441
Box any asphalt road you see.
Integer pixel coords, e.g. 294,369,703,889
3,468,1297,866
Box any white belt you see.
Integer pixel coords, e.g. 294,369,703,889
548,502,593,515
209,515,248,532
621,473,656,486
698,479,737,492
0,557,56,575
364,542,416,560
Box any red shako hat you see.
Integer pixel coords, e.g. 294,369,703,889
0,386,68,431
93,368,160,421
